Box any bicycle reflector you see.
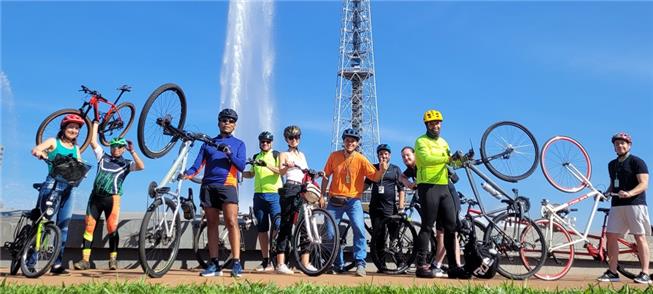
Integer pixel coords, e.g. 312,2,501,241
148,181,157,198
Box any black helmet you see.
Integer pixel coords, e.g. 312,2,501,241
218,108,238,122
376,144,391,154
341,128,360,141
283,125,301,139
258,131,274,142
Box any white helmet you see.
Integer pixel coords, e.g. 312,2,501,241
303,182,322,204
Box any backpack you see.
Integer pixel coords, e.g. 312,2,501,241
460,218,499,279
254,150,279,163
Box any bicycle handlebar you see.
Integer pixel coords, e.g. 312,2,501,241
156,115,215,146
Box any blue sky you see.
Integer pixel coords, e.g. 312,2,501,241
2,1,652,232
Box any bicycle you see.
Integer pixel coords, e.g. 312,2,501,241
4,157,91,278
534,135,650,280
268,169,340,276
137,83,187,159
453,121,546,280
36,85,136,152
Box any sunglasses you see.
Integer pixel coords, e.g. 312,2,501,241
287,136,300,141
220,118,236,124
260,140,271,144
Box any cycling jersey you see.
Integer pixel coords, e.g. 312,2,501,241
91,146,134,196
414,135,450,185
186,134,246,186
250,150,282,193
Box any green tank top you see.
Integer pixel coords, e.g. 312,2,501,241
47,139,79,173
252,150,282,193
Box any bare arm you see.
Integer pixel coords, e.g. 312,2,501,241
130,150,145,171
278,152,294,175
31,138,56,159
399,174,416,190
620,173,649,198
398,189,405,210
369,160,389,182
90,121,100,150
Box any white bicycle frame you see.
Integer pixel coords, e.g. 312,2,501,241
301,203,322,244
540,163,609,253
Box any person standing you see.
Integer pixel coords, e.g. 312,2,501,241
598,132,650,284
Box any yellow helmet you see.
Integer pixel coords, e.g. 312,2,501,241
423,109,443,123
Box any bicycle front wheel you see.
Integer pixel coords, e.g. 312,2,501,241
483,213,546,280
99,102,136,146
20,222,61,278
137,83,187,159
372,216,417,274
531,218,574,281
138,198,181,278
292,208,339,276
480,121,539,182
541,136,592,193
36,108,92,152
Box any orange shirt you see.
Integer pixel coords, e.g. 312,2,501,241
323,150,378,198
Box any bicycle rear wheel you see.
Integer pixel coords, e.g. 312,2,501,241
292,208,339,276
36,108,92,153
483,213,546,280
138,198,181,278
99,102,136,146
615,236,648,280
192,220,209,269
20,222,61,278
531,218,574,281
480,121,539,182
541,136,592,193
137,83,187,159
372,216,417,274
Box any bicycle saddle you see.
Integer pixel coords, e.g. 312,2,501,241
33,183,43,190
118,85,132,92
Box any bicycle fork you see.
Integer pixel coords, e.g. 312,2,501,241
302,205,321,244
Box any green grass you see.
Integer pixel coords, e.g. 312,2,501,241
1,280,651,294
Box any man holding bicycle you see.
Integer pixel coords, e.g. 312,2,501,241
321,128,388,277
598,132,650,284
74,121,144,271
183,108,247,277
242,131,282,272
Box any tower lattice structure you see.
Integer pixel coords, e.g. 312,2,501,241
331,0,380,160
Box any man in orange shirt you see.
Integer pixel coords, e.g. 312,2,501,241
321,128,388,277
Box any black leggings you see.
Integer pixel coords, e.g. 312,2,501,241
275,183,302,254
83,195,120,252
416,184,458,267
370,210,398,253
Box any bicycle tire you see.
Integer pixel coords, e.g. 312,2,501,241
615,236,648,280
36,108,92,153
483,212,546,280
540,136,592,193
292,208,339,276
480,121,539,182
372,216,418,274
138,197,181,278
20,222,61,278
137,83,187,159
531,218,574,281
192,220,209,269
99,102,136,146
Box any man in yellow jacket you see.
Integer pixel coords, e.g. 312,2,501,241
413,109,468,279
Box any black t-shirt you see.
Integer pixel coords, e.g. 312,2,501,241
403,166,416,181
366,163,404,214
609,154,648,207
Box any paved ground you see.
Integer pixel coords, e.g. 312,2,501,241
1,267,651,291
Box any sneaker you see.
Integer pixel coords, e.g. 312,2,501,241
433,267,446,278
304,264,318,272
416,266,436,278
50,264,69,275
231,261,243,277
355,265,366,277
73,260,90,271
200,262,223,277
329,266,344,275
597,270,620,282
256,262,274,272
634,272,652,284
276,263,294,275
108,257,118,270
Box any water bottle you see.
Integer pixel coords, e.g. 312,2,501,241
481,182,502,200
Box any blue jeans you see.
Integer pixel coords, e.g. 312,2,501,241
253,193,281,232
327,197,366,268
36,175,74,267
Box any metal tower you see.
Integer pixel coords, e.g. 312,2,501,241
331,0,380,160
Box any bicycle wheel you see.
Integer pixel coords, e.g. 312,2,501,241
20,223,61,278
99,102,136,146
192,220,209,269
541,136,592,193
372,216,417,274
483,213,546,280
480,121,539,182
9,223,32,275
138,198,181,278
530,218,574,281
137,83,187,159
36,108,92,153
292,208,339,276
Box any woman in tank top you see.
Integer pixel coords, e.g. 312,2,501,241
30,114,85,274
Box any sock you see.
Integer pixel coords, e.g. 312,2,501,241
233,258,240,264
436,262,442,269
110,251,117,260
82,248,91,262
211,257,221,268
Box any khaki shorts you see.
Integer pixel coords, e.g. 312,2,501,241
606,205,652,236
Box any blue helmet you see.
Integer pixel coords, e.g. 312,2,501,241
376,144,391,154
341,128,361,141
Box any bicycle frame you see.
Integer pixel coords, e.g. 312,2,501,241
80,87,128,128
